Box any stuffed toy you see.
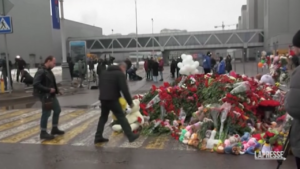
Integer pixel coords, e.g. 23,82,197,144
111,99,144,132
111,97,128,122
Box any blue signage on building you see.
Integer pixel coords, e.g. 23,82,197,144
51,0,60,29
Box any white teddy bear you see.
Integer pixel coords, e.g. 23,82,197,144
112,99,145,132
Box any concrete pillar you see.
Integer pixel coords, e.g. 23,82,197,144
162,51,170,66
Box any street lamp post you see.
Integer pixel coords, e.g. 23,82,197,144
112,29,114,57
151,18,154,58
135,0,139,68
59,0,71,84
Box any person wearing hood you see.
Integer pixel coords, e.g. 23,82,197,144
217,56,226,75
285,30,300,168
95,62,139,144
33,56,64,140
203,52,212,74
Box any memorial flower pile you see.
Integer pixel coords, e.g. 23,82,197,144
135,72,291,155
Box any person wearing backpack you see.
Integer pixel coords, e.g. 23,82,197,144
33,56,64,140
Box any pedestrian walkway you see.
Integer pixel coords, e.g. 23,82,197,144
0,108,194,151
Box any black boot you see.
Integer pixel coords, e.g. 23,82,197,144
40,131,55,140
51,127,65,135
128,134,140,143
94,137,109,144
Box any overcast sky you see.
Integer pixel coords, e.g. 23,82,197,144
64,0,246,35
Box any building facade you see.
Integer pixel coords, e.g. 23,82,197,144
239,0,300,52
0,0,102,68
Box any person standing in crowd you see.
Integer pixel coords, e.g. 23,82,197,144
1,57,13,91
144,58,150,80
170,58,177,78
78,59,86,88
203,52,212,74
15,56,27,82
33,56,64,140
95,62,139,143
217,56,226,75
285,30,300,169
96,58,107,79
152,59,159,82
225,55,232,73
67,55,74,80
175,57,182,78
158,57,164,81
125,58,132,80
148,57,154,80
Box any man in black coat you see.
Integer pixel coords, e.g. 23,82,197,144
33,56,64,140
95,62,139,144
15,57,27,82
124,58,132,80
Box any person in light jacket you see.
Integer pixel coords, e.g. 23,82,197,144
285,30,300,168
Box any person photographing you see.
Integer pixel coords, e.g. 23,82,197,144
95,62,139,144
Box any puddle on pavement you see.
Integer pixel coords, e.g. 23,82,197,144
1,102,37,110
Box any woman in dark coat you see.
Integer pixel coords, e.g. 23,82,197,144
152,60,159,82
225,55,232,73
170,59,177,78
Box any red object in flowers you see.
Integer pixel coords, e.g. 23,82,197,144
259,100,280,107
137,117,143,123
263,131,275,138
252,133,262,141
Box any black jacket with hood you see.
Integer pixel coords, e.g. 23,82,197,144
98,65,132,106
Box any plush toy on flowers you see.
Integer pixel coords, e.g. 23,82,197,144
258,51,268,69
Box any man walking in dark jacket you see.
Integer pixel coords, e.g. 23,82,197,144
33,56,64,140
15,56,27,82
95,62,139,143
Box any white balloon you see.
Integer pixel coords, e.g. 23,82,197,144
183,59,190,65
193,61,200,67
179,67,187,75
177,62,183,68
186,60,194,66
191,69,199,74
185,55,193,61
181,54,187,60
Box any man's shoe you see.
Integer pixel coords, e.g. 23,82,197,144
51,127,65,135
128,134,140,143
40,131,55,140
94,138,109,144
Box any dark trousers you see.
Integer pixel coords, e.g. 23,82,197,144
146,70,150,79
16,69,21,82
296,157,300,169
176,69,180,78
95,100,133,139
40,96,61,131
3,72,13,90
171,72,175,78
204,68,211,74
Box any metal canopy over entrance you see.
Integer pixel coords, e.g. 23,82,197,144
67,29,264,53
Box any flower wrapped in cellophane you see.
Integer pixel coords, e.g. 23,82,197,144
230,81,250,94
